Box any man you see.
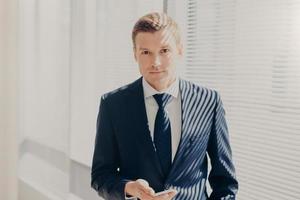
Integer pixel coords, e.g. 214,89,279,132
91,12,238,200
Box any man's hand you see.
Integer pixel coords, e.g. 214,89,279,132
125,179,155,200
125,179,177,200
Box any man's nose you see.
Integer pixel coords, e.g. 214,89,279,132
152,55,161,67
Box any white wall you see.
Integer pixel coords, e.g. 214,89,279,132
0,0,18,199
17,0,163,200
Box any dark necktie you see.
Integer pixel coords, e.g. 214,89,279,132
153,93,172,178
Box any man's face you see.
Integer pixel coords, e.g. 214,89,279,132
134,29,182,91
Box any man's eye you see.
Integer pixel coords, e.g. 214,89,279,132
161,48,170,53
141,51,150,55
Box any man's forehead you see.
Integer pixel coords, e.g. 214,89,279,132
138,44,170,50
135,30,176,48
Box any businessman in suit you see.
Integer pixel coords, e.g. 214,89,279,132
91,12,238,200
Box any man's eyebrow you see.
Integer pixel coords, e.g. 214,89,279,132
138,47,149,50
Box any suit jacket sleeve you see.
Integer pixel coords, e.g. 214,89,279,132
91,96,130,200
207,91,239,200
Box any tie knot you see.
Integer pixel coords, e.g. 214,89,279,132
153,93,172,109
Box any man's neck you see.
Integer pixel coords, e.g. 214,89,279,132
150,78,177,92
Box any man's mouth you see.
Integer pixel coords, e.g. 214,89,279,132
150,71,164,73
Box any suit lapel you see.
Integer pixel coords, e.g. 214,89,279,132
128,78,164,179
166,78,196,182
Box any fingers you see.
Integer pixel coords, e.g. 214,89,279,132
125,179,155,200
167,190,177,199
154,190,177,200
136,179,155,200
137,179,155,196
124,179,178,200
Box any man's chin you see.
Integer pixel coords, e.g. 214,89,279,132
148,77,167,84
148,71,165,77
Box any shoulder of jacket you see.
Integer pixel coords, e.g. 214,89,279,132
180,78,219,97
100,78,141,102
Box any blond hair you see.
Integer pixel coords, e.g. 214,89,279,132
132,12,181,48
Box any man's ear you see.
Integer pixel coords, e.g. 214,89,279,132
177,43,183,56
133,47,137,61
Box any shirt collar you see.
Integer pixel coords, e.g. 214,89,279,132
142,77,179,99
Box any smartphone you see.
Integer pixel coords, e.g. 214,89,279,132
154,189,177,197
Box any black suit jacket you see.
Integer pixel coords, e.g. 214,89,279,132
91,77,238,199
